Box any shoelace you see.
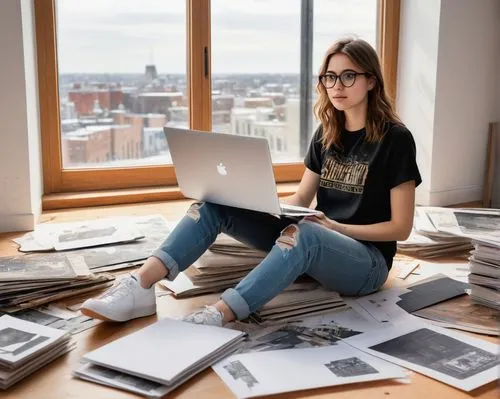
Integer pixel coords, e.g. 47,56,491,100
100,277,135,301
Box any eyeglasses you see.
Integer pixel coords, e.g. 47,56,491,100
319,70,370,88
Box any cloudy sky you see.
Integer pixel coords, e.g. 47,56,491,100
56,0,377,74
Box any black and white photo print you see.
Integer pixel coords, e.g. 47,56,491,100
325,357,379,377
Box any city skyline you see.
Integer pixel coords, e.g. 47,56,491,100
56,0,377,74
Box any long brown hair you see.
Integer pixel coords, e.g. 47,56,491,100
313,38,402,149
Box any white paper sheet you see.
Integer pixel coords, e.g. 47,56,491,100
213,342,407,398
354,288,412,324
32,217,144,251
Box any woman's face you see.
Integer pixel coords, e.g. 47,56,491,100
324,53,374,112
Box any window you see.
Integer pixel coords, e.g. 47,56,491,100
211,0,301,164
35,0,400,198
56,0,186,170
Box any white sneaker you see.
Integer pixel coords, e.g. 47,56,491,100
81,275,156,322
182,306,224,327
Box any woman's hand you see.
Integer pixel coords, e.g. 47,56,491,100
302,212,344,233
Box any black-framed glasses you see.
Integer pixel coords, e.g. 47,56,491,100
319,70,370,88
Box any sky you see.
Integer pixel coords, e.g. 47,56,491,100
56,0,377,74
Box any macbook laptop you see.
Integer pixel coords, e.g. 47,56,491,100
163,127,321,217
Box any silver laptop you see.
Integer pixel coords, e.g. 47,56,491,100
163,127,321,217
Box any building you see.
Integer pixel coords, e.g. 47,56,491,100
230,98,301,162
135,92,184,115
68,85,124,116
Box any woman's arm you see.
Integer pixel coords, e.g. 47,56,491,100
305,180,416,241
282,168,320,208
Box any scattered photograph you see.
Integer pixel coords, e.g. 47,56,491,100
0,328,36,348
7,309,59,326
369,328,500,380
247,322,362,352
57,226,118,243
0,327,49,356
223,360,259,389
325,357,379,377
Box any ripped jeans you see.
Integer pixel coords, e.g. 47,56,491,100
152,202,388,320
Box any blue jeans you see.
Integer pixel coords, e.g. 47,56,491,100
152,202,388,320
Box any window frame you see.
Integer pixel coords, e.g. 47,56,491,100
35,0,400,196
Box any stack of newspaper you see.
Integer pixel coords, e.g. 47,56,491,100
249,288,347,325
467,240,500,310
73,318,247,398
0,315,75,389
0,254,114,312
160,234,266,297
397,207,473,258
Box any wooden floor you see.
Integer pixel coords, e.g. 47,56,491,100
1,199,498,399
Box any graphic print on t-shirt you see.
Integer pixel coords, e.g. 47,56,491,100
320,154,369,194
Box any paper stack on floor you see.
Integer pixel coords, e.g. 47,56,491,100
412,294,499,336
73,318,247,398
467,239,500,310
0,315,75,389
397,207,473,258
0,254,114,312
249,288,347,325
399,207,500,259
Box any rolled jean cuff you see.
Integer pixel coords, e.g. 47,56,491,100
151,249,180,281
220,288,251,320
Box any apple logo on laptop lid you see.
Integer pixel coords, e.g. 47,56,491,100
217,162,228,176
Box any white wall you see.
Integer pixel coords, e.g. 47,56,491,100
397,0,500,206
432,0,500,205
396,0,441,205
0,0,42,232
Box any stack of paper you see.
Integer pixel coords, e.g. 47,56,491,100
412,294,499,336
185,248,265,285
468,240,500,310
0,315,75,389
397,207,473,258
73,318,247,397
209,234,268,258
0,254,114,312
249,288,347,324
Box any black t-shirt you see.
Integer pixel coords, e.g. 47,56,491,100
304,122,422,270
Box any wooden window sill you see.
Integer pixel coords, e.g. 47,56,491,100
42,182,300,210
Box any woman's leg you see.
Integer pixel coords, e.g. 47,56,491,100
139,201,292,287
216,220,388,322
